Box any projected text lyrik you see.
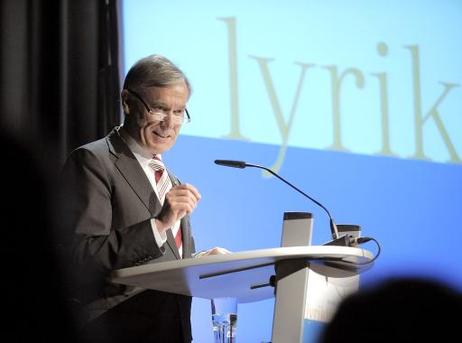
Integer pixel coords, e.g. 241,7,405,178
219,17,461,173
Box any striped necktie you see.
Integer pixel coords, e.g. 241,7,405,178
149,157,183,253
149,157,171,204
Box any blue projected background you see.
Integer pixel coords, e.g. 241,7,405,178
121,1,462,342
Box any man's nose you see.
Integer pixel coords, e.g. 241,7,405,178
160,114,174,128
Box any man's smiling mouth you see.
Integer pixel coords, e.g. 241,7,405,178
153,131,169,139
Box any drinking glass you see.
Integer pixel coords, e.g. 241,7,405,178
211,297,238,343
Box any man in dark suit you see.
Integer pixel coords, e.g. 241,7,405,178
60,55,215,342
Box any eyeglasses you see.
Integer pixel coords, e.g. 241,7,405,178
126,88,191,125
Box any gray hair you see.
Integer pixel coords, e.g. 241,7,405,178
123,54,191,95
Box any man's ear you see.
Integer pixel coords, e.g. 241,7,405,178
121,89,130,114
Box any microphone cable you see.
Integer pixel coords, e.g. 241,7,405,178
344,236,381,265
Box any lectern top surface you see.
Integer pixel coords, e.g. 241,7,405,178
111,246,374,303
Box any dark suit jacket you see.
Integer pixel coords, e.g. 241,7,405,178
60,126,195,343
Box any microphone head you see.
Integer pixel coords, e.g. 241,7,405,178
214,160,247,168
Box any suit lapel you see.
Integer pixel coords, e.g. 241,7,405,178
166,229,181,260
180,216,192,258
107,127,161,216
166,170,192,259
165,219,192,260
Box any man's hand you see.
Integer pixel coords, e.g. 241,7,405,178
155,184,201,233
194,247,232,258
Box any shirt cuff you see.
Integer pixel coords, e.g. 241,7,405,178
150,218,168,247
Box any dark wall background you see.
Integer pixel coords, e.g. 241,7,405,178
0,0,121,340
0,0,121,164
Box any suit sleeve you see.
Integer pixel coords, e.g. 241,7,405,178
61,148,163,274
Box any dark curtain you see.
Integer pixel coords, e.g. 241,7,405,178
0,0,122,340
0,0,122,166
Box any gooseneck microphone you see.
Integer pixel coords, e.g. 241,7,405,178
214,159,340,240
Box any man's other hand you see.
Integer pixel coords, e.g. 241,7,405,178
155,183,201,232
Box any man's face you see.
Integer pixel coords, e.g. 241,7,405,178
124,81,189,155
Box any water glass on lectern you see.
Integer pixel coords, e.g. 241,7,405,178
211,297,237,343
